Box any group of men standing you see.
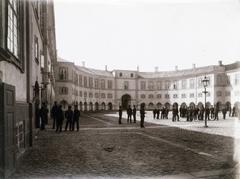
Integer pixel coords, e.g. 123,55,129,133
38,101,81,132
118,105,146,128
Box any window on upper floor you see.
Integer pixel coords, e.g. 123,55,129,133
84,76,88,87
107,93,113,98
173,94,178,98
227,75,231,85
148,81,154,90
34,36,39,63
225,91,230,97
7,0,19,59
119,73,122,77
95,93,99,98
181,79,187,89
189,79,195,89
101,79,105,89
165,94,170,99
101,93,106,98
235,73,240,85
156,81,162,90
59,87,68,95
173,81,178,90
94,79,99,89
217,91,222,97
79,91,82,97
198,93,202,97
198,77,203,88
148,94,154,99
181,94,186,98
131,73,134,78
89,77,93,88
107,80,113,89
157,94,161,98
140,94,146,99
140,81,146,90
79,75,82,86
59,67,67,80
124,81,129,90
165,81,170,90
190,93,194,98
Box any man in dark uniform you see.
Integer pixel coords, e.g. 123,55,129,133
65,105,73,131
72,105,80,131
39,102,49,130
133,105,137,123
210,106,214,119
153,108,157,119
232,107,236,117
156,108,160,119
51,101,58,129
205,107,210,121
161,107,165,119
118,106,123,124
140,104,145,128
56,105,64,132
214,106,219,120
165,107,169,119
127,105,132,123
172,107,176,122
222,106,227,120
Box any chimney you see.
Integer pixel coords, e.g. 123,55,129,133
105,65,108,71
155,66,159,72
192,63,196,69
175,65,178,71
218,60,223,66
82,61,85,67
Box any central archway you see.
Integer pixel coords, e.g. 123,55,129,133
121,94,131,110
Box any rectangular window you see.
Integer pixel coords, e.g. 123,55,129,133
107,93,113,98
190,79,195,89
181,94,186,98
173,94,178,98
101,79,105,89
107,80,113,89
84,76,88,87
140,81,146,90
79,75,82,86
59,67,67,80
89,77,93,88
181,80,187,89
34,36,39,62
124,81,129,90
165,81,170,90
235,74,240,85
156,81,162,90
217,91,222,97
165,94,169,99
148,81,154,90
7,0,19,58
94,79,99,89
198,93,202,97
190,93,194,98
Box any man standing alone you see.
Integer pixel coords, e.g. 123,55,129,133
51,101,58,129
133,105,137,123
140,104,145,128
72,105,80,131
118,106,122,124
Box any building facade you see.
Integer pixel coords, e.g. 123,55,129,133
0,0,57,177
56,58,240,113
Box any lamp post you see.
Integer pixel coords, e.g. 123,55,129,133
202,76,209,127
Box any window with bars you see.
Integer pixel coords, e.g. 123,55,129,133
7,0,19,58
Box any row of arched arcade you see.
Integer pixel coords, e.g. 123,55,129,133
59,100,113,111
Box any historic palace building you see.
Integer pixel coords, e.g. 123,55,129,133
56,58,240,112
0,0,57,177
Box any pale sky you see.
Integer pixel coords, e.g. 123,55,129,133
55,0,240,72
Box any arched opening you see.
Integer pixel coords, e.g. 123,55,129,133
140,103,145,108
148,102,154,110
89,102,93,111
172,102,178,109
108,102,113,110
189,102,195,108
95,102,99,111
156,102,162,109
121,94,131,110
60,99,68,109
101,102,106,110
165,102,170,110
216,101,222,110
197,102,204,109
79,101,83,111
225,101,231,111
180,102,187,109
206,102,211,108
84,102,88,111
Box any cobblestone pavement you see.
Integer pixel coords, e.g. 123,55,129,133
11,113,240,179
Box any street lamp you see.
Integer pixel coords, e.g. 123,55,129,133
202,76,209,127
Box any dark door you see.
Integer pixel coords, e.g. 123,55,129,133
0,83,16,178
121,94,131,110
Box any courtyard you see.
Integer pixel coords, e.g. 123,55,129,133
11,112,240,179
